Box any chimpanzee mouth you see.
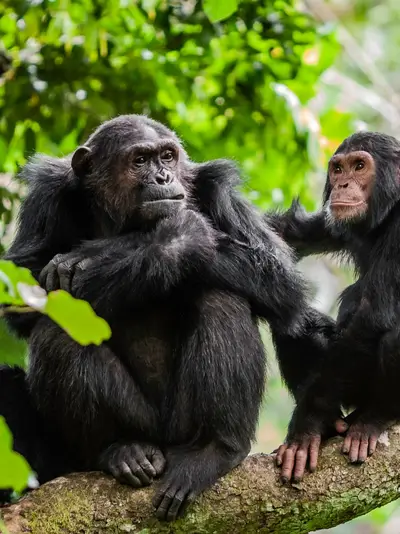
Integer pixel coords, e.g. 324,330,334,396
145,194,185,203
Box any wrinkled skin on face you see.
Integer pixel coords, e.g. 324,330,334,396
71,119,191,231
328,150,375,222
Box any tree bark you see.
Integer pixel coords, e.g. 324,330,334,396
2,428,400,534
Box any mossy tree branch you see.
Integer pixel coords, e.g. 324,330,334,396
3,428,400,534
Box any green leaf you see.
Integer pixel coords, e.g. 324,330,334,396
203,0,239,23
0,261,111,346
45,290,111,346
0,319,27,369
0,261,38,306
0,417,31,493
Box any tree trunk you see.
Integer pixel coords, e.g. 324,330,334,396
2,428,400,534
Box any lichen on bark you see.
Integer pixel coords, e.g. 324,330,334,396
2,428,400,534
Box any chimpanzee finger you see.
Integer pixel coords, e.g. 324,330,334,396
342,434,352,455
40,262,59,292
166,488,189,522
148,448,166,477
40,254,65,292
108,462,141,488
368,435,379,456
71,259,92,295
357,437,369,463
126,458,151,486
275,444,288,467
155,489,174,521
293,448,308,483
308,435,321,473
129,445,156,479
349,437,361,463
58,261,75,293
280,445,298,483
119,461,143,487
152,484,167,509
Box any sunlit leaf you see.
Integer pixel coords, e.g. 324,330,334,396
0,319,27,369
45,290,111,346
0,261,38,306
0,417,31,493
203,0,239,23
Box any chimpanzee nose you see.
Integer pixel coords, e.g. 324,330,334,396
155,170,172,185
338,182,349,189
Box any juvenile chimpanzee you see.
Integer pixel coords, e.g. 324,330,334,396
1,115,333,519
273,131,400,483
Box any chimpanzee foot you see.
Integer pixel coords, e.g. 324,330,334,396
99,442,166,487
276,432,322,483
342,418,390,463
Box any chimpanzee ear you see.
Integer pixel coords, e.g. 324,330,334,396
71,146,92,178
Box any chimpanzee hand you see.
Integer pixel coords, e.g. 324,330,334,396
276,432,322,484
152,469,198,522
275,409,345,483
341,413,390,463
39,252,94,294
99,442,166,487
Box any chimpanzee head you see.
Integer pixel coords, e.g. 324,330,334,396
323,132,400,231
70,115,193,229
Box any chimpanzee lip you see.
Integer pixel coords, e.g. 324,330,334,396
331,201,365,207
144,194,185,203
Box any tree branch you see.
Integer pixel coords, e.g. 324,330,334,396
3,428,400,534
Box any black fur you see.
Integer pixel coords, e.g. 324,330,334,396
2,115,332,517
273,132,400,479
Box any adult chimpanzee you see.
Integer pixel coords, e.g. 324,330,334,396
1,115,333,519
272,131,400,483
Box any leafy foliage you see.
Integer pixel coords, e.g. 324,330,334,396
45,290,111,346
203,0,239,23
0,0,340,223
0,260,111,348
0,416,31,494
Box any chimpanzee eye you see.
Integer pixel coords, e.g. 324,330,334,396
135,155,146,166
334,165,342,174
355,161,364,171
161,151,174,162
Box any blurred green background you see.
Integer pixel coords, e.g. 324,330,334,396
1,0,400,531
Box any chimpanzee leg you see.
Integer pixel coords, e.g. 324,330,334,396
341,327,400,463
153,290,266,521
27,318,165,486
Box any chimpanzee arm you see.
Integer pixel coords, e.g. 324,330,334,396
194,159,308,329
42,210,217,320
193,160,336,397
268,199,346,257
194,161,344,256
3,155,89,338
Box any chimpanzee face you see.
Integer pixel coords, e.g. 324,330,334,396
327,150,375,222
71,115,192,227
323,132,400,231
